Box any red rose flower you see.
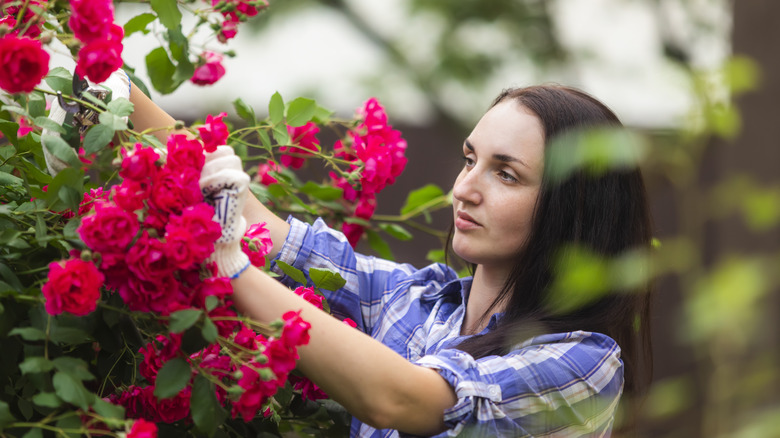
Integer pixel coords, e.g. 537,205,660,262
149,167,202,215
68,0,115,44
191,52,226,86
197,112,229,152
279,310,311,349
255,162,279,186
127,418,157,438
281,122,319,169
120,145,160,181
166,134,205,172
75,36,124,83
78,202,140,253
42,259,104,316
0,35,49,93
241,222,273,268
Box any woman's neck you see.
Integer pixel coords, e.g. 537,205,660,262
461,265,509,336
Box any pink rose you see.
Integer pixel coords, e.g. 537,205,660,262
78,202,140,253
164,204,221,269
241,222,273,268
293,286,323,310
232,361,279,421
118,274,185,315
290,375,328,401
279,310,311,349
208,302,240,337
191,52,226,86
120,144,160,181
150,167,203,215
341,222,364,248
343,318,358,328
127,419,157,438
77,187,109,216
166,134,205,172
99,251,130,292
1,1,43,38
217,19,238,43
113,179,150,213
42,259,104,316
281,122,319,169
17,117,34,137
126,231,177,282
68,0,115,44
0,35,49,93
197,112,229,152
255,162,279,186
75,35,124,83
353,194,376,220
139,334,182,383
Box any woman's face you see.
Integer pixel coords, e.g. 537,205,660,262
451,100,545,275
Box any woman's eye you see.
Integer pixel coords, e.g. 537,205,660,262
498,170,518,183
463,156,475,168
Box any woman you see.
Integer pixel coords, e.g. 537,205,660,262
131,84,653,437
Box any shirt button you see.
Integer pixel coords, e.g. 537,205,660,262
488,386,500,398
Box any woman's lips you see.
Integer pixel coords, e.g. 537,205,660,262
455,211,481,230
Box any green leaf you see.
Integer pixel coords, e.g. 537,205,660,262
28,92,46,117
401,184,445,215
124,12,156,37
45,67,73,94
286,97,317,127
191,374,226,436
205,295,219,312
146,47,176,94
19,356,54,375
201,317,218,343
92,397,125,419
366,229,393,260
275,260,307,285
311,104,334,124
22,427,43,438
272,124,289,146
378,223,413,241
53,371,95,410
233,98,256,123
98,111,128,131
41,134,81,167
309,268,347,292
426,249,446,264
0,171,23,186
52,357,94,381
107,98,135,118
154,357,192,399
83,124,115,155
49,327,93,345
169,309,202,333
33,116,65,133
269,92,284,125
0,400,16,431
0,262,22,291
34,214,48,246
150,0,182,30
32,392,62,408
9,327,47,341
300,181,343,201
63,217,81,240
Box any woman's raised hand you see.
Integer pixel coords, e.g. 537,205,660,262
199,145,251,278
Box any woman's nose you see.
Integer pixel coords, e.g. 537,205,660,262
452,168,482,205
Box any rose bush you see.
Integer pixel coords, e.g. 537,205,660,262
0,1,450,436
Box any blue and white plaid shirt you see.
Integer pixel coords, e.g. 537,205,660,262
271,217,624,437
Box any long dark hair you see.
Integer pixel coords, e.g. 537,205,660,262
453,85,653,429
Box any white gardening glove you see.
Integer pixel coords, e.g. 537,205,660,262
42,69,131,176
200,145,251,278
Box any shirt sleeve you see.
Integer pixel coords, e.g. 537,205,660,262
411,331,624,438
271,216,441,334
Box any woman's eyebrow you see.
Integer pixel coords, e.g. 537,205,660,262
464,139,529,168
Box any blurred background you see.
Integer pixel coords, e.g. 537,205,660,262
118,0,780,436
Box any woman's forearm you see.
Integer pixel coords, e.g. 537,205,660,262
231,266,457,434
128,83,187,144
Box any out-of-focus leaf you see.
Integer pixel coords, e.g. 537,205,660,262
401,184,445,215
83,124,115,155
379,223,413,241
92,397,125,419
546,128,648,182
44,67,72,94
269,92,284,125
300,181,343,201
52,357,94,381
146,47,176,94
366,229,393,260
233,98,256,123
154,357,192,399
286,97,316,127
9,327,46,341
124,13,156,37
191,374,226,436
33,116,65,133
32,392,61,408
107,98,135,118
644,377,693,420
546,245,609,314
0,400,16,430
309,268,346,292
19,356,54,374
724,56,761,95
201,317,218,343
150,0,182,30
41,134,80,167
169,309,202,334
276,260,307,285
53,371,95,410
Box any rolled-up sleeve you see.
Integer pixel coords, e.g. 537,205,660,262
412,332,624,437
270,217,419,333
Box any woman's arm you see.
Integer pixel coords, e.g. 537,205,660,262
232,266,458,435
127,83,290,258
